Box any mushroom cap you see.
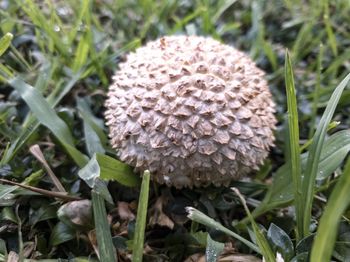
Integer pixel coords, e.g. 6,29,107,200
105,35,276,188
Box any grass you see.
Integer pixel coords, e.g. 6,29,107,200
284,50,302,241
311,158,350,262
1,0,350,261
132,171,150,262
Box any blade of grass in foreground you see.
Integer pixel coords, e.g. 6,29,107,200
2,70,80,165
302,72,350,236
239,129,350,225
206,234,224,262
284,51,303,240
232,188,275,262
8,79,75,144
132,171,151,262
186,207,260,254
8,77,88,167
92,190,117,262
310,158,350,262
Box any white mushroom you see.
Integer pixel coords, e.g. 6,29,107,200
105,35,277,188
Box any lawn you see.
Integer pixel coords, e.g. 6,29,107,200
1,0,350,261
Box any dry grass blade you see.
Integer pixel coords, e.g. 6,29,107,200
29,144,66,193
0,178,81,201
232,188,275,262
186,206,260,254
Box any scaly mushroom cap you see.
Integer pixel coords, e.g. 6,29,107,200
105,35,276,188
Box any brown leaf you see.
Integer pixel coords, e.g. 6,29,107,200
23,241,35,259
7,251,19,262
117,201,136,221
58,199,93,229
149,196,174,229
184,253,206,262
218,243,261,262
88,230,99,258
219,254,261,262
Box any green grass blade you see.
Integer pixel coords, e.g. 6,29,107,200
1,72,80,165
49,221,75,247
91,190,117,262
68,0,91,44
324,49,350,77
308,44,324,139
316,130,350,180
20,0,69,57
0,62,14,80
244,129,350,224
9,78,74,143
78,153,140,188
212,0,237,23
0,32,13,57
262,41,278,71
0,119,39,164
206,234,224,262
106,39,141,65
232,188,275,262
285,51,303,240
8,77,88,167
0,170,43,200
72,0,91,73
10,44,32,71
48,72,82,106
0,184,18,200
186,207,260,254
310,158,350,262
323,1,337,56
76,97,108,150
170,7,205,34
96,153,140,187
291,22,314,62
132,170,151,262
77,98,105,157
82,120,105,156
302,72,350,235
72,32,90,72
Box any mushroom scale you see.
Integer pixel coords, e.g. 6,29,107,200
105,35,276,188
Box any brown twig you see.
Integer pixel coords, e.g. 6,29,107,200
0,178,81,202
29,144,67,193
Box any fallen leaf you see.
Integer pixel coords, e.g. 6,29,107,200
23,241,36,258
88,230,99,258
7,251,19,262
219,243,261,262
184,253,206,262
58,199,93,230
219,254,262,262
149,195,174,229
117,201,136,221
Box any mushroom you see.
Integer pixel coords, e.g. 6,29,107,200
105,35,276,188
